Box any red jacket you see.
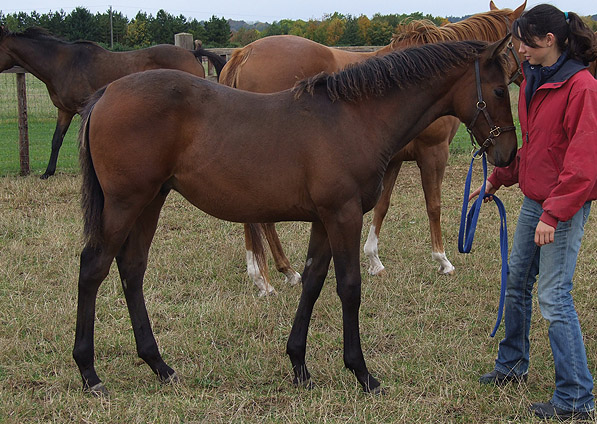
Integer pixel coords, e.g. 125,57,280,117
488,59,597,228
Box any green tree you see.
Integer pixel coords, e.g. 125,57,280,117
204,15,230,47
230,27,260,47
37,10,67,38
338,15,365,46
64,7,98,41
188,18,207,46
125,12,151,48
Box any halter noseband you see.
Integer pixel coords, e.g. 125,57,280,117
466,58,516,156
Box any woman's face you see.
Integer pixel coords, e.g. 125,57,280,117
517,32,561,67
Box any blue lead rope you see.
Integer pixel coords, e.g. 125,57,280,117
458,152,509,337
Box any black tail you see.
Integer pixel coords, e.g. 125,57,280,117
78,87,107,247
193,47,227,81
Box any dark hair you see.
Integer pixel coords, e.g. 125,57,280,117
512,4,597,63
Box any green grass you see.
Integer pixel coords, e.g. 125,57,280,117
0,157,595,423
0,73,80,177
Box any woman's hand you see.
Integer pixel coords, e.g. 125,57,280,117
535,221,555,246
469,180,497,203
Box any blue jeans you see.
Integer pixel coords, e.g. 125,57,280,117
494,197,593,412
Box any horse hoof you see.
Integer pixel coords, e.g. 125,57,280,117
84,382,109,398
368,385,386,395
160,372,179,385
284,271,301,286
293,378,314,390
258,288,277,297
368,265,385,276
40,173,51,180
438,266,455,275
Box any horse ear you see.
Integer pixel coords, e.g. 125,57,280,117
512,1,527,19
489,1,498,11
487,34,511,60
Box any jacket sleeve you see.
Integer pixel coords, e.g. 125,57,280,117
488,149,521,189
541,84,597,226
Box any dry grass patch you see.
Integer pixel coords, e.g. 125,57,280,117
1,156,596,422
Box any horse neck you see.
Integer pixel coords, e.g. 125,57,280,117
353,71,462,161
3,35,78,84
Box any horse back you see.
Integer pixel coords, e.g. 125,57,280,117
220,35,362,92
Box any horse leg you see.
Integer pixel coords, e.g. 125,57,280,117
416,142,454,275
364,158,403,275
41,109,74,179
286,221,332,388
263,223,301,286
327,212,382,393
244,224,276,296
115,191,178,384
73,203,138,396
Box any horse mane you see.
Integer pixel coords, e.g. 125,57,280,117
293,40,493,102
3,26,101,48
390,9,512,47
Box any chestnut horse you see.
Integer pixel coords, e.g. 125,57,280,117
74,39,517,396
0,26,226,179
219,1,526,295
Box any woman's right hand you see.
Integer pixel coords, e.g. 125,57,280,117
469,180,497,203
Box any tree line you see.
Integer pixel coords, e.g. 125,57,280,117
2,7,595,50
0,7,448,50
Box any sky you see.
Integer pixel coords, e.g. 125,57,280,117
0,0,595,23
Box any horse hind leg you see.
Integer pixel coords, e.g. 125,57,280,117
73,202,141,396
417,144,454,275
244,224,276,296
364,159,403,275
263,223,301,286
115,191,178,384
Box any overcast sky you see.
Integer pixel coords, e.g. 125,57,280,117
0,0,595,22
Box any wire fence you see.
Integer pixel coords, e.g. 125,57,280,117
0,72,57,123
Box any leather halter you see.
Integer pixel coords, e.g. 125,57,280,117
503,16,523,85
466,59,516,156
505,41,523,85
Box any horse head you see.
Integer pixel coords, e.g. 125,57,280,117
0,26,17,71
454,36,518,167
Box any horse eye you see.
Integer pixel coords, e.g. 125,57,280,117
494,88,505,98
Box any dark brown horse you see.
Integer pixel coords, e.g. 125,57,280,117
219,1,526,295
0,26,226,179
74,38,517,396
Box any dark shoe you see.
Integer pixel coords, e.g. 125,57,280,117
530,401,594,421
479,369,527,386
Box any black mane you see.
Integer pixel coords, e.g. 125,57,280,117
293,40,491,102
2,26,100,48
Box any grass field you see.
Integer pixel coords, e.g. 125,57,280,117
4,71,596,422
1,154,596,422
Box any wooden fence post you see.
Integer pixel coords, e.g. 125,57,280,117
16,72,30,176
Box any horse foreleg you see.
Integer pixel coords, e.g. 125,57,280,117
287,221,332,389
329,213,382,394
244,224,275,296
115,192,177,384
41,109,74,179
263,223,301,286
364,159,403,275
417,144,454,275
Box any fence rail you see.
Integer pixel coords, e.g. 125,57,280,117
1,45,381,176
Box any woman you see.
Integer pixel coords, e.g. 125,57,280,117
471,4,597,421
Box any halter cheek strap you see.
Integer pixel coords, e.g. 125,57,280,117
466,59,516,156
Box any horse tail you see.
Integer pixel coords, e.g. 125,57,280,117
247,223,269,283
78,87,106,248
218,46,252,88
192,47,227,81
